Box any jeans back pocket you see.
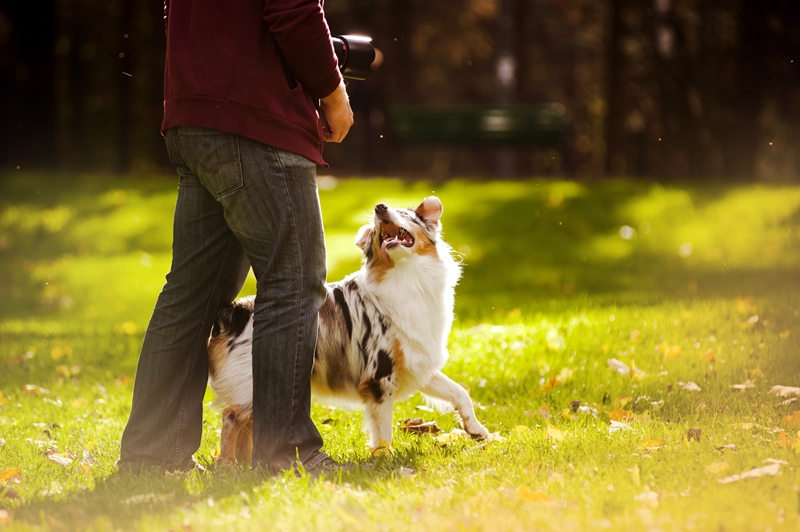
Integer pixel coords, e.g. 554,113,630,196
178,126,244,199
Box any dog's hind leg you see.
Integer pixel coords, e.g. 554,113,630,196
421,371,490,440
219,405,249,465
364,399,395,454
234,419,253,465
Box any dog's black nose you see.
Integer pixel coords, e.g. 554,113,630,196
375,203,388,214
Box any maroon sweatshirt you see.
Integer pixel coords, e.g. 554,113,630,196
162,0,342,166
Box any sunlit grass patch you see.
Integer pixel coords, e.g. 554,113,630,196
0,173,799,530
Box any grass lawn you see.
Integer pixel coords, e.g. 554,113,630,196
0,173,799,531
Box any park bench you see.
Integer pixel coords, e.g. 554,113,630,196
387,103,566,145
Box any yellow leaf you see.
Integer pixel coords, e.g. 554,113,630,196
0,392,8,406
56,365,71,378
370,440,393,456
0,467,18,482
561,408,572,420
704,461,730,477
516,486,552,503
746,367,764,380
784,411,800,429
657,344,683,359
779,330,791,340
22,384,50,396
607,406,634,422
639,438,663,450
546,424,565,441
736,296,756,315
0,509,9,527
513,425,532,434
778,430,794,450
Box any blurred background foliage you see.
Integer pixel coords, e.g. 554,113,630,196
1,0,800,180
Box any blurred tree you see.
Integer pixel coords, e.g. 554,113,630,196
1,0,799,180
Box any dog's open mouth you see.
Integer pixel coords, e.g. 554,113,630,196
380,224,414,262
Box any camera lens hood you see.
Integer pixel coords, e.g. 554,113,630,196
332,35,375,81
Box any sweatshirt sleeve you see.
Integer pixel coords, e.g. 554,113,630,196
263,0,343,100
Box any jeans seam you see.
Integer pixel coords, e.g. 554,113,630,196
173,231,239,466
271,147,305,443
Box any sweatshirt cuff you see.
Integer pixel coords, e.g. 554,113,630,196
308,68,343,100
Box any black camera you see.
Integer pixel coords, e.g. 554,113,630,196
332,35,375,81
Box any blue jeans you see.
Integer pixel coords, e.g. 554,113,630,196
119,126,329,472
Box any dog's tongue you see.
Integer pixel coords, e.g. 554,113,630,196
380,239,392,263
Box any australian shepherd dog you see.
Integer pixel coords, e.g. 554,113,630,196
207,196,489,464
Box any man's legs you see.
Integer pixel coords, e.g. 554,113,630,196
120,126,329,472
119,129,250,470
216,134,329,471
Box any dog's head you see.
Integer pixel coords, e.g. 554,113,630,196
355,196,444,267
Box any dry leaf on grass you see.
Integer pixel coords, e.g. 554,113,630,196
608,420,633,433
783,411,800,428
718,462,782,484
22,384,51,396
769,385,800,398
677,381,702,392
46,454,74,467
639,438,663,451
401,418,441,434
546,424,565,441
608,359,645,379
714,444,736,452
516,486,553,503
731,380,755,391
0,509,10,526
686,428,702,441
704,461,730,476
433,429,469,445
0,468,18,482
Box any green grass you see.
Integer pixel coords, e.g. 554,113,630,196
1,173,799,531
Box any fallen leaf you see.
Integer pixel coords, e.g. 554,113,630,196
81,450,97,466
537,403,552,420
705,461,730,477
370,440,393,456
702,351,717,362
0,509,9,526
718,462,781,484
770,385,800,398
513,425,532,434
401,418,441,435
608,358,631,376
608,420,633,433
516,486,553,503
731,380,755,391
433,429,468,445
686,428,702,442
546,424,565,441
657,344,683,359
677,381,702,392
22,384,51,396
607,406,634,422
714,444,736,452
0,486,19,500
740,315,759,330
0,468,18,482
736,296,756,315
397,467,416,478
46,454,74,467
778,430,794,450
783,411,800,428
639,438,663,451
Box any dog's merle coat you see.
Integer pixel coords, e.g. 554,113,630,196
208,197,489,463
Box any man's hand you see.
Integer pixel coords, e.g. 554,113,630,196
320,81,354,143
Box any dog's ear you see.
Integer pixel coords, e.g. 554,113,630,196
355,224,374,252
414,196,443,224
